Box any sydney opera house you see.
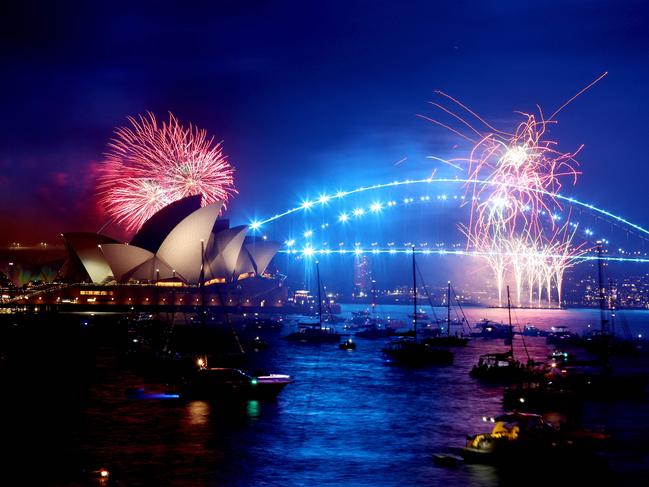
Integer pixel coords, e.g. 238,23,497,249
9,196,287,310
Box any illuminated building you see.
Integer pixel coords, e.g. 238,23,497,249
353,254,371,295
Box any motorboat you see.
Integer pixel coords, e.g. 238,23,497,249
502,378,580,414
521,324,549,337
471,319,511,339
546,325,581,345
461,412,608,464
355,321,395,339
181,365,293,400
339,338,357,350
548,349,573,364
469,351,535,383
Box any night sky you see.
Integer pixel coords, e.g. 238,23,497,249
2,1,648,244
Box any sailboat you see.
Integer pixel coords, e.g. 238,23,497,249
285,261,341,343
355,279,395,339
470,286,535,382
382,247,453,366
422,281,470,347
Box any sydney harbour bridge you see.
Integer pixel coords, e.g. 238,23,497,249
245,175,649,308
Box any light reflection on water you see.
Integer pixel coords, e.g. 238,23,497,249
2,306,648,486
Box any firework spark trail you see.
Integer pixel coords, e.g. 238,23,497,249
423,75,604,306
97,112,237,233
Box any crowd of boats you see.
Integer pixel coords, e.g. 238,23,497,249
118,250,648,471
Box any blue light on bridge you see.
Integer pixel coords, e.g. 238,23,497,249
280,247,649,264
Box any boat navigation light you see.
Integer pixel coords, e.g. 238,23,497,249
519,397,525,403
197,358,205,368
251,378,258,386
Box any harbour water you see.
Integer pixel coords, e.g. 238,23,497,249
2,305,648,486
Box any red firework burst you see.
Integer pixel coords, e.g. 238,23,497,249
97,112,237,233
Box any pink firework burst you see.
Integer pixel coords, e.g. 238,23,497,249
97,112,237,233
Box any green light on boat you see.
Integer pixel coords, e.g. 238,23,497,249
251,378,258,385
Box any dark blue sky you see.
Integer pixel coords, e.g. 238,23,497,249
1,0,648,243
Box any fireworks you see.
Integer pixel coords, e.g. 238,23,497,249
98,112,237,233
422,75,606,306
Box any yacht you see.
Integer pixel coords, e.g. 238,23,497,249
284,262,341,344
382,247,454,366
461,412,608,464
181,365,293,400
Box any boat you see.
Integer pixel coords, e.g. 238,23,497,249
247,336,269,351
285,321,341,343
407,311,430,321
284,261,341,344
339,338,357,350
470,286,536,383
240,314,283,332
180,364,293,400
469,351,534,383
354,281,395,338
382,247,454,366
471,319,511,339
180,252,291,400
548,349,572,365
354,318,395,339
520,324,549,337
350,309,372,326
461,412,608,464
502,375,581,414
354,323,395,339
422,282,470,347
546,325,581,345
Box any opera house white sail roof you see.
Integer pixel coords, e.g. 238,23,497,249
59,196,279,285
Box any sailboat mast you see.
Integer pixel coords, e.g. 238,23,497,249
200,239,206,327
316,261,323,329
447,281,451,337
412,246,417,344
507,285,513,358
199,239,207,366
597,243,609,335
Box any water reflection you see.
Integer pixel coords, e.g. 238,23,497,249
187,400,210,426
247,400,260,419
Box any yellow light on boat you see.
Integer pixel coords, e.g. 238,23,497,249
519,397,525,403
100,469,109,478
197,358,205,368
